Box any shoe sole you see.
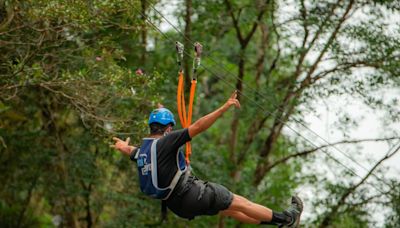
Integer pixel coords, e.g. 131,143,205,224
292,196,303,228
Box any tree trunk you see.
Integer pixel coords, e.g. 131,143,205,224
16,174,39,228
183,0,192,92
218,214,225,228
224,0,269,182
40,93,80,228
229,47,245,172
85,183,93,228
140,0,147,66
255,22,269,90
253,90,298,186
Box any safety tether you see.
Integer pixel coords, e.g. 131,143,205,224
175,41,202,165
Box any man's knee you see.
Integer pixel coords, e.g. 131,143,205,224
221,210,236,217
229,194,253,210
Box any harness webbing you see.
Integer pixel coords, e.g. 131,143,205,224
177,71,187,126
176,41,202,165
177,70,196,164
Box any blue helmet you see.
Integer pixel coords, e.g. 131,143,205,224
148,108,176,126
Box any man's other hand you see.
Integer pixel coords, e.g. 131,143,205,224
223,90,241,110
111,137,135,156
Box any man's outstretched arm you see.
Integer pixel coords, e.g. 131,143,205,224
111,137,136,156
188,90,240,138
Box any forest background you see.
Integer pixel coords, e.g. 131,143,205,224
1,0,400,227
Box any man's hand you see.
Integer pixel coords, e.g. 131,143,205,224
222,90,241,111
188,90,241,138
111,137,135,157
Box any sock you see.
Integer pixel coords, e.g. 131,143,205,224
260,211,292,225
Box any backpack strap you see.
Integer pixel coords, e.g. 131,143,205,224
130,147,140,161
164,167,184,200
150,139,160,189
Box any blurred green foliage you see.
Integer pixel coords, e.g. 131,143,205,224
0,0,399,227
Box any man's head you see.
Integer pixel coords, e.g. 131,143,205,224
148,108,176,135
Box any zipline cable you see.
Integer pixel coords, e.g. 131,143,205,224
145,1,396,189
131,3,396,195
133,2,390,193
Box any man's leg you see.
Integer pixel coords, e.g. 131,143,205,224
222,194,303,226
220,210,260,224
224,194,272,222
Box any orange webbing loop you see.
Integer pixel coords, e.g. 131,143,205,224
188,79,197,125
176,74,197,165
184,80,197,163
176,41,202,165
177,71,186,127
180,83,187,126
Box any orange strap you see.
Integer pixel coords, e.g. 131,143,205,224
177,72,197,165
185,79,197,162
188,79,197,125
177,71,186,126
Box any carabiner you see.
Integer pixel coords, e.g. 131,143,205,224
175,41,184,69
192,42,203,77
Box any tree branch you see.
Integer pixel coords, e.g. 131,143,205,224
299,0,309,51
224,0,243,43
302,0,354,86
242,2,268,47
319,142,400,227
255,22,269,88
252,2,350,184
293,0,343,81
237,115,270,166
345,191,389,209
224,0,268,48
265,0,280,78
265,136,400,173
0,2,15,32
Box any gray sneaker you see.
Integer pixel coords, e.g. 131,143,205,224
280,196,303,228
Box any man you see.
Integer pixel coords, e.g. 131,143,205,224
112,91,303,227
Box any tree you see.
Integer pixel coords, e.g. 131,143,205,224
0,0,161,227
174,0,400,226
1,0,399,227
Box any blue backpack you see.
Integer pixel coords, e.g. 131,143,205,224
134,138,187,200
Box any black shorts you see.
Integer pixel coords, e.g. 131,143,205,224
165,175,233,220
